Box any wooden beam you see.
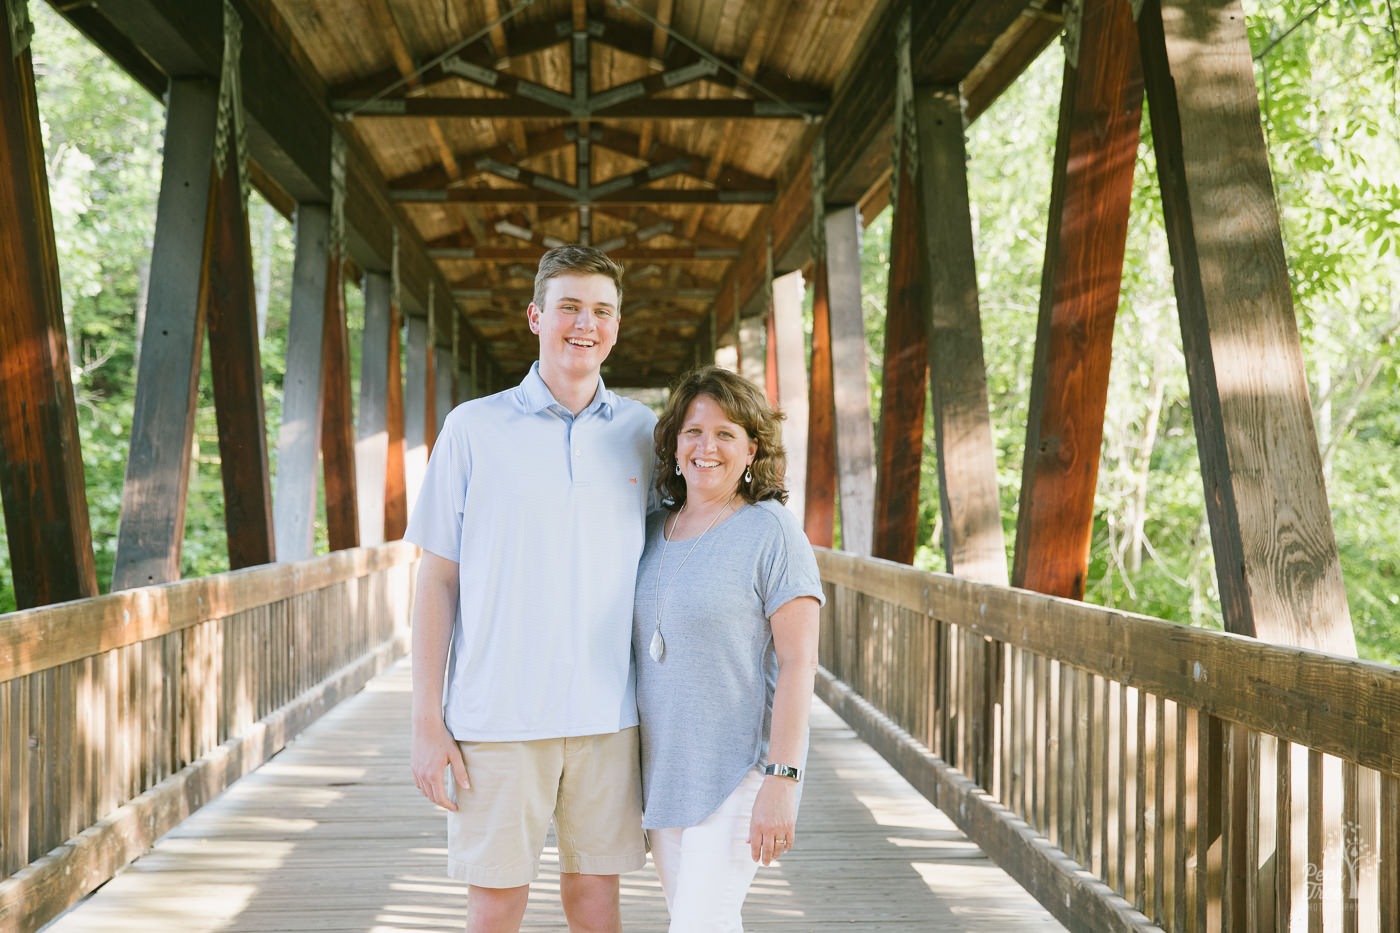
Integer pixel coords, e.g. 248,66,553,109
805,258,836,549
772,270,809,524
825,206,876,556
356,272,391,546
273,204,331,562
1136,0,1354,655
339,96,824,120
203,153,275,570
320,253,359,552
403,316,431,510
0,8,98,606
384,298,408,541
394,186,773,206
111,80,218,591
873,166,928,564
1012,0,1144,599
916,87,1007,585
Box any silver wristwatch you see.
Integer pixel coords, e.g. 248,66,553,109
763,763,802,782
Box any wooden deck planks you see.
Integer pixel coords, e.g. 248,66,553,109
45,661,1062,932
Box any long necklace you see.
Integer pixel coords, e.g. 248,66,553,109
649,496,734,662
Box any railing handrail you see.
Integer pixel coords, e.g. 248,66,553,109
818,547,1400,777
0,541,418,684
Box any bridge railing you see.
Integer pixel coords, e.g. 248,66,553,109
0,542,418,932
815,549,1400,933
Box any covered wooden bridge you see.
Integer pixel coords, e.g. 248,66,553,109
2,0,1398,930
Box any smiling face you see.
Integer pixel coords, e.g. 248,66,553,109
675,393,757,506
527,272,620,387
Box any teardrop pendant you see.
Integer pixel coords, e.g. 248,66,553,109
649,627,666,662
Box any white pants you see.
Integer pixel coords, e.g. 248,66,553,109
648,769,765,933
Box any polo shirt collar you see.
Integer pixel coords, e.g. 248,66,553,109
518,361,617,419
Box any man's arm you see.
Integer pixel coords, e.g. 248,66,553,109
410,551,470,809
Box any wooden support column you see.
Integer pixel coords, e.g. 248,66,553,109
1137,0,1354,655
404,314,430,511
111,80,219,590
203,127,274,571
1013,0,1144,598
355,272,391,546
434,347,454,433
320,241,358,552
273,203,331,562
917,83,1007,787
384,297,408,540
804,259,836,548
0,3,97,606
873,137,928,564
916,86,1007,585
824,206,876,556
772,270,808,524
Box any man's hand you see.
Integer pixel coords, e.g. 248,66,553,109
412,715,469,810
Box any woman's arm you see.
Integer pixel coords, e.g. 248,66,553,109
748,594,821,864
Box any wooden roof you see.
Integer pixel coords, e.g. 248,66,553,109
56,0,1065,387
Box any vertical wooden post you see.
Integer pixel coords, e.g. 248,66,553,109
319,240,358,550
1137,0,1355,655
423,293,438,452
356,271,391,547
824,205,876,556
873,149,928,564
772,270,808,523
915,86,1008,585
805,258,836,548
434,347,454,434
383,294,408,540
111,79,219,590
203,136,274,570
0,1,97,605
1013,0,1144,598
404,314,430,511
273,203,330,561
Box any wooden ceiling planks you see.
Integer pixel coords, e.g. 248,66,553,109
81,0,1061,388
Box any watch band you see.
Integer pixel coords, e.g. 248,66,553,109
764,762,802,782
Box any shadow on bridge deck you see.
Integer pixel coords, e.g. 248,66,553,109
43,661,1062,932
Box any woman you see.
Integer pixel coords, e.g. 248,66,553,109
633,365,824,932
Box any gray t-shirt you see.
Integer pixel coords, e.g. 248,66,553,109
633,499,825,829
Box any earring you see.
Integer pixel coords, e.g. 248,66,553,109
675,460,682,475
744,465,753,484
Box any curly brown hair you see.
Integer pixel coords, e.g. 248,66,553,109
654,366,788,509
532,245,624,309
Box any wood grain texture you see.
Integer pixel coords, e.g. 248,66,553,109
320,253,359,552
915,87,1008,586
873,166,928,564
384,299,408,540
0,13,97,607
1013,0,1144,599
1137,0,1354,655
804,258,837,548
355,272,392,546
203,159,276,570
111,79,219,591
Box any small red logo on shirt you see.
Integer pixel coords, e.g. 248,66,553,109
629,476,637,484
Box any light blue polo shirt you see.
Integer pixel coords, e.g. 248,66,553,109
406,362,657,741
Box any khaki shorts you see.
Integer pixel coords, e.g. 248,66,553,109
446,727,645,888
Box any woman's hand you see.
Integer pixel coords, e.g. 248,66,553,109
748,775,800,864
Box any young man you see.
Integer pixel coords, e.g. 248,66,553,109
407,246,656,933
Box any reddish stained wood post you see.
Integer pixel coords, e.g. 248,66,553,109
111,79,219,590
764,309,779,409
1136,0,1354,656
1012,0,1144,598
0,6,98,607
873,151,928,565
320,249,359,552
383,297,408,540
804,257,836,549
202,153,275,570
